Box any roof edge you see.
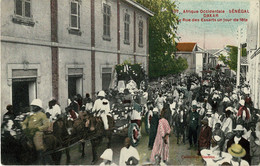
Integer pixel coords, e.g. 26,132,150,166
124,0,154,16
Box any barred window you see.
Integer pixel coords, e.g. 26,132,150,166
15,0,31,18
70,1,80,29
103,4,111,40
138,20,143,47
124,13,130,44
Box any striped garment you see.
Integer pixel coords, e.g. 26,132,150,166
150,118,171,162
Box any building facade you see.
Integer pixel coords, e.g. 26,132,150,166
175,42,205,77
175,42,198,73
246,0,260,109
1,0,153,115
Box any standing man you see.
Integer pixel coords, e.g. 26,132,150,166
198,118,212,155
175,105,187,145
150,108,171,164
21,99,50,164
148,107,160,150
188,104,199,150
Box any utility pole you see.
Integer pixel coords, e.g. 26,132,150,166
236,26,242,88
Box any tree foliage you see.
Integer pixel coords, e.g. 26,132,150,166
135,0,187,79
218,45,247,71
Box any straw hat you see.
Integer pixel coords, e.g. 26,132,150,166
100,148,113,161
228,144,246,158
233,125,244,131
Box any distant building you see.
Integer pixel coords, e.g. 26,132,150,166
1,0,153,115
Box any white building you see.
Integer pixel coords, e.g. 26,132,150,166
246,0,260,109
1,0,153,115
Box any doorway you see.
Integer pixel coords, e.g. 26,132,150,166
68,76,83,99
12,79,36,114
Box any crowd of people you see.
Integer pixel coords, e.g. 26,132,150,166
1,68,260,165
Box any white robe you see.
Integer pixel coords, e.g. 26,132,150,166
119,146,140,166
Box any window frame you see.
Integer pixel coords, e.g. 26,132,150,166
138,20,144,47
70,0,80,30
124,13,130,44
13,0,35,26
102,3,111,41
101,67,112,90
14,0,32,18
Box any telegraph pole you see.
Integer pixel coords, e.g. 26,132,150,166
236,26,242,88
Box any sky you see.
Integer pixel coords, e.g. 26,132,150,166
175,0,251,50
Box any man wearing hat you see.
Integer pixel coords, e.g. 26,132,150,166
99,149,117,166
226,125,250,164
198,118,212,155
228,144,249,166
21,99,50,163
92,90,107,116
188,104,199,150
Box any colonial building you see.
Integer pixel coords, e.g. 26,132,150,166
1,0,153,115
175,42,198,73
246,0,260,109
175,42,206,76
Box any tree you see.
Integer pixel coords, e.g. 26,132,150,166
218,45,247,71
135,0,187,79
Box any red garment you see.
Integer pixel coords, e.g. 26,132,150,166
150,118,171,162
237,106,250,120
69,110,77,120
198,126,212,149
